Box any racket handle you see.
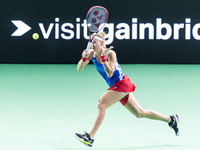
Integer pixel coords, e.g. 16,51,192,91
86,41,92,51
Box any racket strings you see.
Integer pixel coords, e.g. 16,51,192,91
87,8,108,32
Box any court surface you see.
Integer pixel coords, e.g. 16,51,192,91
0,64,200,150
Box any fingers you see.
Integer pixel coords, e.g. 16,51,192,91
82,49,90,58
108,46,114,50
101,46,114,56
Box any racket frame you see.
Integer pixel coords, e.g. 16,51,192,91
86,6,109,51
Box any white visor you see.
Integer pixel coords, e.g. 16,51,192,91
93,36,104,41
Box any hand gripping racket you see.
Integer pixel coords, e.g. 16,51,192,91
86,6,109,51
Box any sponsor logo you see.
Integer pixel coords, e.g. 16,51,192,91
11,18,200,44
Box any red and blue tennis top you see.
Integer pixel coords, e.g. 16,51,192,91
92,52,124,87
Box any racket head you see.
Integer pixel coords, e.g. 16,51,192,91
86,6,109,34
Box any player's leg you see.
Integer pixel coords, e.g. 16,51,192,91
89,90,129,138
74,90,129,147
124,93,169,122
124,93,180,135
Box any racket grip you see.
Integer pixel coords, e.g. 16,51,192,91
86,41,92,51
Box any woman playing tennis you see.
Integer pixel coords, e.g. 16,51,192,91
74,32,180,147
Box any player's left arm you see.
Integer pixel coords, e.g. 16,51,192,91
102,49,116,78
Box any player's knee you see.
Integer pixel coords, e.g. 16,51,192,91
135,112,143,118
97,98,106,111
135,110,146,118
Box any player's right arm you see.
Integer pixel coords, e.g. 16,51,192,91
77,49,94,71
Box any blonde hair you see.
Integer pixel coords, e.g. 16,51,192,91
91,32,106,48
91,32,105,41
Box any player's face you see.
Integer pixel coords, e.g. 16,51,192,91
92,39,103,52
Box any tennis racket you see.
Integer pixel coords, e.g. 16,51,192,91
86,6,109,51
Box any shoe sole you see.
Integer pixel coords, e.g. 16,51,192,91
174,114,180,136
74,133,92,147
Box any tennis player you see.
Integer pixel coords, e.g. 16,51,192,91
74,32,180,147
